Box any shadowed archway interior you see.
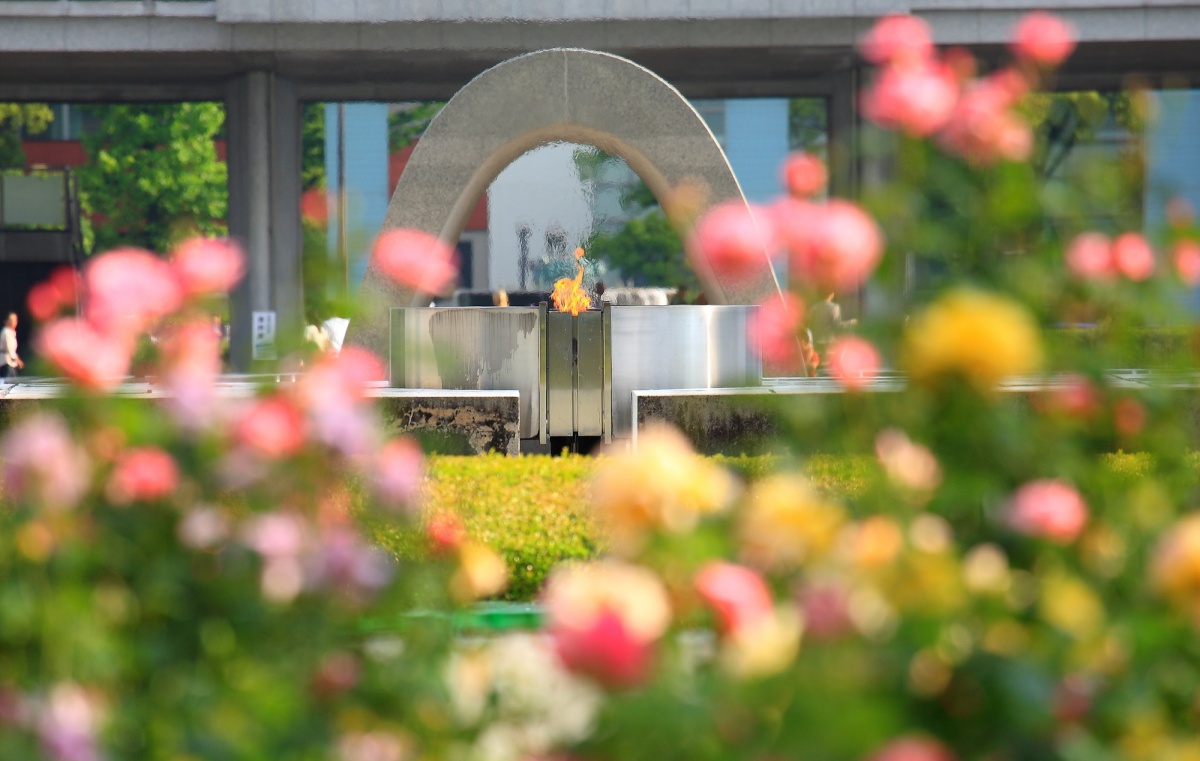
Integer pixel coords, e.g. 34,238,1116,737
345,47,779,358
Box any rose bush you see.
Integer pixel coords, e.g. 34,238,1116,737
5,10,1200,761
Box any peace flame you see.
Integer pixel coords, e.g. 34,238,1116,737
551,247,593,317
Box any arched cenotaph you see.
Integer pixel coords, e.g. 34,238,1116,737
345,48,780,357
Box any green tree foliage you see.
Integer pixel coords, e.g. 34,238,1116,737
0,103,54,167
388,102,444,151
301,102,325,191
789,97,828,155
78,103,227,254
585,210,696,291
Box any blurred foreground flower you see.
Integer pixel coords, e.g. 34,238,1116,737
865,735,958,761
1150,514,1200,623
171,236,246,298
739,473,845,570
592,424,736,556
1,412,91,512
773,198,884,292
371,228,459,295
782,151,827,198
1011,10,1076,67
748,291,806,372
1007,479,1089,544
543,561,671,689
688,201,775,284
105,447,179,505
903,289,1042,392
826,336,881,390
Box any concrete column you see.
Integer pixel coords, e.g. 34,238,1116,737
226,70,303,371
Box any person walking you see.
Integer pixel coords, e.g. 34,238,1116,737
808,292,856,351
1,312,24,380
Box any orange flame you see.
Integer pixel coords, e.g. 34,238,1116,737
551,247,592,316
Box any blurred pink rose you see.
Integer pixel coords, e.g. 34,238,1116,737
299,347,386,409
1011,11,1076,67
38,318,133,390
937,74,1032,165
106,447,179,505
797,583,855,641
782,152,827,198
337,731,409,761
875,428,942,496
309,526,394,598
84,247,182,337
861,61,958,137
1007,479,1089,544
177,506,229,550
1039,373,1101,420
689,201,776,283
171,236,245,298
236,396,307,459
1112,232,1155,281
159,320,222,429
372,437,424,512
776,199,884,292
827,336,881,390
1,413,90,511
864,736,958,761
553,609,655,690
694,562,774,635
543,561,671,690
1175,241,1200,286
426,513,465,554
1113,397,1146,437
241,511,309,559
858,14,934,68
748,292,805,371
371,228,459,295
1065,232,1114,280
28,282,59,322
35,683,104,761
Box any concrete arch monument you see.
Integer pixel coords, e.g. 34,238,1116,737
346,48,779,356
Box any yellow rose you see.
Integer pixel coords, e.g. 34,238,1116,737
903,288,1043,391
1150,514,1200,623
738,473,845,570
592,424,736,557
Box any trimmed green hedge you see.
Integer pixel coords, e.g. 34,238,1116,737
373,453,869,602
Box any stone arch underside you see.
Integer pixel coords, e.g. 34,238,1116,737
345,48,779,357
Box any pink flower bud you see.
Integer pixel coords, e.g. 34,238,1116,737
776,199,883,292
553,609,655,690
1112,232,1155,281
782,152,827,198
861,61,958,137
84,247,182,338
859,14,934,68
1011,11,1076,68
171,237,245,298
37,318,133,390
1007,479,1089,544
689,201,776,283
1064,232,1114,281
748,292,806,371
106,447,179,504
373,437,424,512
694,562,774,635
1174,241,1200,286
236,397,307,459
827,336,880,391
371,228,459,295
865,736,958,761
